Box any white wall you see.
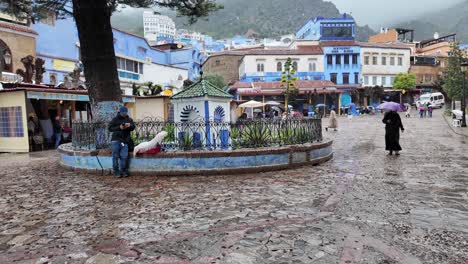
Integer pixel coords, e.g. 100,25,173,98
142,63,188,88
361,47,411,87
172,97,206,123
240,54,324,76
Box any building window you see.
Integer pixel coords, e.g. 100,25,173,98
372,76,377,85
390,57,395,66
116,57,143,74
139,63,144,74
390,76,395,85
372,56,378,65
215,60,220,66
309,62,316,72
0,106,24,137
352,54,358,65
364,56,369,65
330,73,338,84
257,63,264,72
382,57,387,65
398,57,403,66
277,61,282,72
343,73,349,84
292,61,298,71
327,55,333,65
364,75,369,85
344,55,349,65
336,55,341,65
382,76,387,86
354,73,359,84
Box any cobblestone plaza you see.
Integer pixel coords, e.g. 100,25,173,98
1,111,467,263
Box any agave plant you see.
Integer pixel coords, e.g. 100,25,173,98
241,121,271,148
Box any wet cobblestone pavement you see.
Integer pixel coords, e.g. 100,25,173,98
1,111,468,263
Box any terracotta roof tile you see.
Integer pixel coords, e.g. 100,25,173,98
0,22,37,35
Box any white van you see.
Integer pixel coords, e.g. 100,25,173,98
416,92,445,108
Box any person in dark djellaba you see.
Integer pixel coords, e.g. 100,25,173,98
382,110,404,155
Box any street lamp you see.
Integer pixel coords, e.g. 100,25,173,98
4,51,11,69
461,61,468,127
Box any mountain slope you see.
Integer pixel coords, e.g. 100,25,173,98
395,0,468,42
111,0,375,41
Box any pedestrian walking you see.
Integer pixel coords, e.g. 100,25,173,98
108,106,135,178
423,103,428,118
428,104,433,118
382,110,404,155
419,105,424,118
53,116,62,149
405,105,411,118
325,110,338,131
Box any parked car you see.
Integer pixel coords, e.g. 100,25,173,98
416,92,445,108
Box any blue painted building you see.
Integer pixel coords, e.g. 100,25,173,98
322,44,361,86
295,14,360,107
296,14,356,41
31,17,202,88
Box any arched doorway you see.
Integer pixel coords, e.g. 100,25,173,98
0,39,13,72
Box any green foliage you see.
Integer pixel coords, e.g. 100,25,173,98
163,124,175,142
132,82,163,96
393,73,416,90
444,109,453,116
197,74,227,89
443,43,467,100
280,58,298,110
179,133,193,151
240,122,271,148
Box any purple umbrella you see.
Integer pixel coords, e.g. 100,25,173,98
377,102,405,112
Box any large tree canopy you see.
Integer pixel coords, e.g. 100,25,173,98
443,43,467,100
393,73,416,90
1,0,221,122
1,0,222,25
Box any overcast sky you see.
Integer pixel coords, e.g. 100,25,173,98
326,0,465,28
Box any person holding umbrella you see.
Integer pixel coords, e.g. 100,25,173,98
379,102,405,156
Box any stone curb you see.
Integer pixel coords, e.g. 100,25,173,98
442,114,468,138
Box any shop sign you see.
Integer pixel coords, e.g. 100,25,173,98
27,91,89,101
53,59,76,72
330,47,354,54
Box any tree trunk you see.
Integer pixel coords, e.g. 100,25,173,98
72,0,122,123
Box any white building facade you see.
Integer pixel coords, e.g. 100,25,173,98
143,11,176,42
359,43,411,88
177,29,203,41
238,50,325,82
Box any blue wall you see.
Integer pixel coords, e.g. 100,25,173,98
323,46,361,85
32,18,202,84
296,15,356,41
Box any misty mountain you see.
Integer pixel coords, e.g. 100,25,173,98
394,0,468,42
111,0,375,41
